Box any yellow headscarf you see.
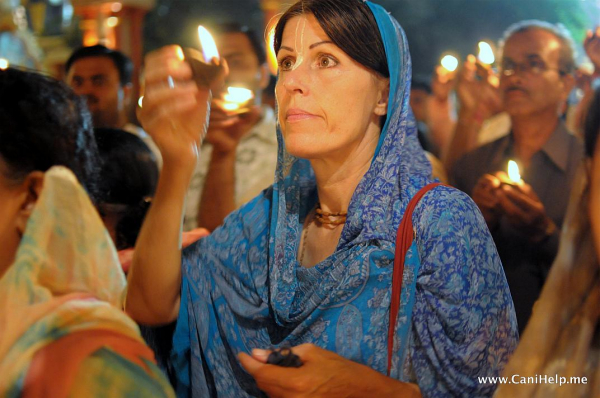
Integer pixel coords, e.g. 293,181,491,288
0,167,144,393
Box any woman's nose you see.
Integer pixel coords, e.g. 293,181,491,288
280,66,309,95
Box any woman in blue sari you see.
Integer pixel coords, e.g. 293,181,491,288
127,0,518,396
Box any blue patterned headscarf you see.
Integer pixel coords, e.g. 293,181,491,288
173,2,518,397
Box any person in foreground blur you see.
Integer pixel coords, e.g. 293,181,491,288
65,45,162,165
496,87,600,398
0,68,174,397
128,0,517,396
185,23,277,232
95,128,159,271
452,20,583,333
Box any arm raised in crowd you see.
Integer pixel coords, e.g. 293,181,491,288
443,55,502,174
126,46,217,324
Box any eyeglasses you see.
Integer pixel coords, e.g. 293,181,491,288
500,59,566,77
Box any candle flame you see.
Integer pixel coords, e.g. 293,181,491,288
197,26,219,62
477,41,495,65
223,87,254,104
440,55,458,72
223,102,240,111
508,160,521,183
0,58,9,70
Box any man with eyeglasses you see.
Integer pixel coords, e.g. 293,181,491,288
452,20,583,334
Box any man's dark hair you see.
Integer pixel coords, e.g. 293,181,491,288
0,68,100,199
584,87,600,158
273,0,389,78
95,128,158,249
217,22,267,65
65,45,134,86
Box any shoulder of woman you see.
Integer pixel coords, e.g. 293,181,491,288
411,184,486,239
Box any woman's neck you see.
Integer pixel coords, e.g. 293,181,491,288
310,124,380,214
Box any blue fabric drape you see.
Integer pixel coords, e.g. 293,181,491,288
172,2,518,397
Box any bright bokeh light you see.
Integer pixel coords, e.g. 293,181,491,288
440,55,458,72
478,41,495,65
111,2,122,12
508,160,521,183
138,96,144,108
0,58,9,70
198,26,220,62
223,87,253,104
106,17,119,28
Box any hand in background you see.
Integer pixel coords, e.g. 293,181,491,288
205,104,262,154
494,175,555,242
471,174,502,229
584,27,600,73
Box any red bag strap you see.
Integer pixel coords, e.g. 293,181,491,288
387,182,443,376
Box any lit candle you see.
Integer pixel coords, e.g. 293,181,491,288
182,26,224,88
506,160,523,186
477,41,495,65
440,55,458,72
0,58,9,70
216,86,254,113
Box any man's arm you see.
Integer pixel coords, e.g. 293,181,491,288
197,106,262,231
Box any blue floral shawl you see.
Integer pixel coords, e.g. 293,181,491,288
172,2,518,397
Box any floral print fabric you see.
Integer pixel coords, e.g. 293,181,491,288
173,2,518,397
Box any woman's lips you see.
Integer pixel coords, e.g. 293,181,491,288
286,109,318,122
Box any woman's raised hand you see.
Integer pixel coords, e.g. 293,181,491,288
138,45,223,178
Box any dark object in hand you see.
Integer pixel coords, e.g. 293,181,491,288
266,347,303,368
182,47,223,88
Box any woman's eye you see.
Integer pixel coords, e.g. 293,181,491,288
279,57,294,71
318,55,337,68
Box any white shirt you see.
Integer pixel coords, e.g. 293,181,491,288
183,106,278,231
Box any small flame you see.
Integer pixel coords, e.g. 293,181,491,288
223,87,254,104
198,26,219,62
440,55,458,72
508,160,521,183
223,102,240,111
477,41,495,65
0,58,9,70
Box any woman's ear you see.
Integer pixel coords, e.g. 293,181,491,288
374,78,390,116
15,171,44,235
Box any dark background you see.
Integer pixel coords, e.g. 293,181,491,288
143,0,599,77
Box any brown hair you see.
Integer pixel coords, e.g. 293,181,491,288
273,0,389,78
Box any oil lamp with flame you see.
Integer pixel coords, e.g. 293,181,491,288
183,26,225,88
213,86,255,114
